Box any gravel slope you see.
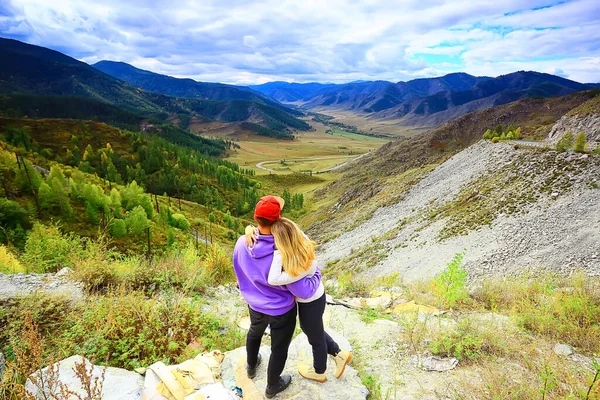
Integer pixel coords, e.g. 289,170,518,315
317,142,600,281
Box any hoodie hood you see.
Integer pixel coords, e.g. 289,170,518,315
245,234,276,259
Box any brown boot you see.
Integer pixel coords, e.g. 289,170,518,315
333,351,352,378
298,365,327,383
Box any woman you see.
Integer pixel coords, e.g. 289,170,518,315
246,218,352,382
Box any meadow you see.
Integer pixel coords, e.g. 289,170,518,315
190,118,388,176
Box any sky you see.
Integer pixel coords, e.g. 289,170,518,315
1,0,599,85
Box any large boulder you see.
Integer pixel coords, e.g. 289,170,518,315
221,329,369,400
25,355,143,400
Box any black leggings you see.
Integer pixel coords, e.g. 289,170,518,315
246,304,297,386
298,293,340,373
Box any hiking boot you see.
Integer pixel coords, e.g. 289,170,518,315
246,353,262,379
265,374,292,398
333,351,352,378
298,365,327,383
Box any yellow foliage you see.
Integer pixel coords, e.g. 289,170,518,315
0,245,26,273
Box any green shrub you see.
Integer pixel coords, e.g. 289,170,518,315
62,291,243,369
21,223,80,273
432,252,468,309
574,131,586,153
491,136,500,143
126,205,150,236
0,198,31,247
473,272,600,354
556,132,574,152
109,219,127,238
482,129,492,140
429,318,503,362
170,213,191,231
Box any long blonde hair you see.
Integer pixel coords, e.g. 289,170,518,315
271,217,316,277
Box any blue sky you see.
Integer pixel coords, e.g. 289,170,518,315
1,0,599,84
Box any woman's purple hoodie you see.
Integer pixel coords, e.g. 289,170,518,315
233,234,322,316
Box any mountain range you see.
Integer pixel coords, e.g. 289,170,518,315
251,72,594,129
0,38,310,133
1,36,597,135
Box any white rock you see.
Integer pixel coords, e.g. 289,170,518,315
553,343,574,357
421,356,459,372
25,355,143,400
55,267,74,278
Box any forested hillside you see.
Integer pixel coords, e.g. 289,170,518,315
0,38,310,134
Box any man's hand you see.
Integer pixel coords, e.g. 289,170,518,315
245,225,259,247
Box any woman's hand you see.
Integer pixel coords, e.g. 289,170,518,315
245,225,259,247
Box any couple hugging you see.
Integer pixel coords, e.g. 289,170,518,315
233,195,352,398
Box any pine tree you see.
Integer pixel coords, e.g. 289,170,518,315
556,132,574,152
574,131,586,153
38,182,55,211
109,219,127,238
126,205,150,236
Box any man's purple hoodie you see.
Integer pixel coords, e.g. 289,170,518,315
233,234,322,315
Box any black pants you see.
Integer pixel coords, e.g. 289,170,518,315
298,293,340,374
247,303,297,386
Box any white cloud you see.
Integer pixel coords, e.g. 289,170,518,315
1,0,598,84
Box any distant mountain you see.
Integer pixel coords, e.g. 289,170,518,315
253,74,490,111
254,71,593,129
373,71,593,128
0,38,309,132
93,61,290,111
250,81,336,102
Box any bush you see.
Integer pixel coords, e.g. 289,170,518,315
21,223,80,273
429,318,504,362
0,245,26,273
62,290,242,369
109,219,127,238
170,213,190,231
482,129,492,140
202,244,235,286
491,136,500,143
0,198,31,246
556,132,574,152
432,252,468,309
126,206,150,236
472,272,600,354
574,131,586,153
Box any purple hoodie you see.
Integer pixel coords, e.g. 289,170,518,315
233,234,322,316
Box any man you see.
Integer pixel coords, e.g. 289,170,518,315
233,195,322,399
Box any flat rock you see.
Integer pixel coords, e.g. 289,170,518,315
421,356,459,372
25,355,143,400
553,343,574,357
0,272,84,301
221,330,368,400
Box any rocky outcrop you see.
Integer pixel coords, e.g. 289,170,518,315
222,330,368,400
25,330,367,400
548,114,600,144
0,268,84,301
25,355,144,400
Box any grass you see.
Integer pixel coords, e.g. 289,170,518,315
259,155,357,174
326,263,600,399
327,129,390,142
199,118,385,176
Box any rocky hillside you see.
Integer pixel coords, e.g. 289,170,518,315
316,141,600,282
304,91,595,241
307,91,600,282
548,93,600,145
